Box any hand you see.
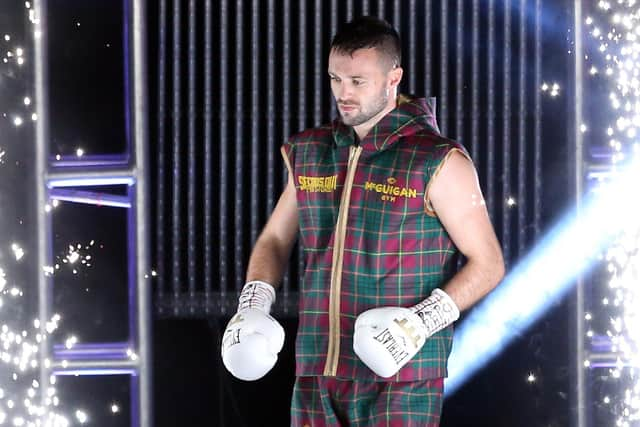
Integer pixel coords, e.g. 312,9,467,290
221,281,285,381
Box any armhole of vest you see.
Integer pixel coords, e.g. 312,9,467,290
280,145,294,180
423,147,472,217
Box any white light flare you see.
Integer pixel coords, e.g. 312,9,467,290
584,2,640,425
445,154,640,397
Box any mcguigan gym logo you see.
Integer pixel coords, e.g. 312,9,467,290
298,175,338,192
364,177,418,202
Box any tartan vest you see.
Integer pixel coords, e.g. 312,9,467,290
281,95,469,381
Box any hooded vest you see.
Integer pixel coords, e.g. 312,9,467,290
281,95,469,381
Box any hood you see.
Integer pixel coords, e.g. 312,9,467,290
332,94,440,151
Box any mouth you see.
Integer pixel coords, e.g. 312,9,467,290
338,104,357,112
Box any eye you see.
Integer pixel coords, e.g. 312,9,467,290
352,79,365,86
329,75,340,82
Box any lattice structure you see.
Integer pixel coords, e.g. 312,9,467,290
33,1,152,426
574,1,640,426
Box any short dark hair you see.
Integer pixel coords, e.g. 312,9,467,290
330,16,401,69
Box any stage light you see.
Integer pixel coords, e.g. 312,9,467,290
445,155,640,396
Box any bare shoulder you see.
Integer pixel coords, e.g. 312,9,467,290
428,149,479,212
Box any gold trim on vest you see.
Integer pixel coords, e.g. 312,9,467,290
323,145,362,376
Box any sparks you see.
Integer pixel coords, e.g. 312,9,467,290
586,2,640,424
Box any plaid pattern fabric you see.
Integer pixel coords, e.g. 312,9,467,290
281,95,469,381
290,376,444,427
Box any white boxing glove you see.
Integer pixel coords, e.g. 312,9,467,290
221,281,285,381
353,288,460,378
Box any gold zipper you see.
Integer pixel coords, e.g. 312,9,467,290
323,145,363,376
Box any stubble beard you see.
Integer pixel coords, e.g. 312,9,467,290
339,88,389,127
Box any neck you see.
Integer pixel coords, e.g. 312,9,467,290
353,97,398,140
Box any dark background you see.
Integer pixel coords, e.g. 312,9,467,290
0,0,613,426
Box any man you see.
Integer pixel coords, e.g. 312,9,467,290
221,16,504,426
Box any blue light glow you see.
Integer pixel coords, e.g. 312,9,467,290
445,155,640,396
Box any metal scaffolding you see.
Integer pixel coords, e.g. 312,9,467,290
573,1,636,426
33,0,152,426
571,1,587,426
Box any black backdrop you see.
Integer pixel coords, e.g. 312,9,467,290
146,1,576,426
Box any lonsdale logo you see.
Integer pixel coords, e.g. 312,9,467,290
298,174,338,192
364,177,418,202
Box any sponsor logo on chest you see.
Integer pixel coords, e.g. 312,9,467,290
364,177,418,202
298,175,338,192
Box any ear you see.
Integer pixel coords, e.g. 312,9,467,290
387,66,403,89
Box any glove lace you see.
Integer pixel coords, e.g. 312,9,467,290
238,281,275,312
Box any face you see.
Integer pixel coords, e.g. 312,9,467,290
328,48,402,131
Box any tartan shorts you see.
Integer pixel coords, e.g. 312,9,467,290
290,376,444,427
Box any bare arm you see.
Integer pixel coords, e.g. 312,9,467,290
245,174,299,288
428,150,505,311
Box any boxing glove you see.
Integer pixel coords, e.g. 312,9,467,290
221,281,285,381
353,288,460,378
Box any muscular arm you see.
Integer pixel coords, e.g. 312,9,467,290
245,174,299,288
428,150,505,311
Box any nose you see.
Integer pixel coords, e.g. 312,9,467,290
335,82,352,102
